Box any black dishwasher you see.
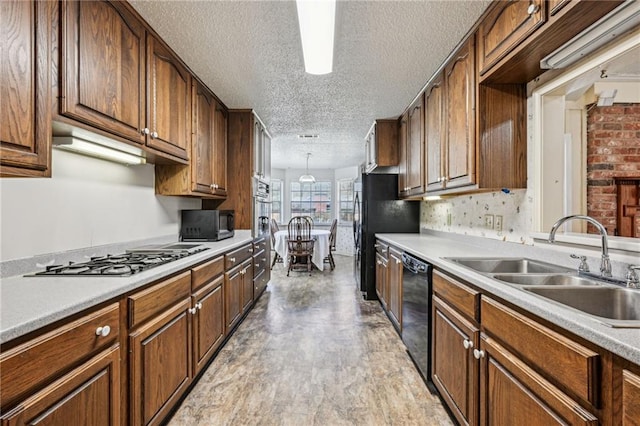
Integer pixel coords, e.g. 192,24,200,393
401,252,435,391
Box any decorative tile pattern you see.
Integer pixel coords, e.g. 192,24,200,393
420,189,533,245
168,256,451,425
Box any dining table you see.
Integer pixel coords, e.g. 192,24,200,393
273,229,331,271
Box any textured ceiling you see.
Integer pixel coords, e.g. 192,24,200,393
128,0,491,170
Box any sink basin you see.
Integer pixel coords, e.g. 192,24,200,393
448,258,572,274
492,274,601,286
526,287,640,326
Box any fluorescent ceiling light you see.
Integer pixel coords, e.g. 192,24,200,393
53,136,146,165
540,0,640,69
296,0,336,75
423,196,442,201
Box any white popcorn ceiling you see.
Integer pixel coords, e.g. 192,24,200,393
128,0,491,169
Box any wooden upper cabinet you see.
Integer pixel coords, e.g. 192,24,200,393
212,100,228,196
444,36,476,190
192,81,216,193
397,113,408,195
403,94,425,197
365,120,398,173
478,0,545,75
146,35,191,161
61,0,146,144
424,73,445,192
1,0,52,177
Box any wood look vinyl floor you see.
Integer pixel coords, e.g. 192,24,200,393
168,255,452,426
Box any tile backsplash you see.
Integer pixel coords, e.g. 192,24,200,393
420,189,533,244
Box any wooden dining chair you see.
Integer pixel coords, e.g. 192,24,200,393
324,218,337,270
270,219,282,269
302,216,314,228
286,216,314,276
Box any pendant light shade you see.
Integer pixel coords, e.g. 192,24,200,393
299,153,316,183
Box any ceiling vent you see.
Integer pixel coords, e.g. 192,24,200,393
297,134,319,139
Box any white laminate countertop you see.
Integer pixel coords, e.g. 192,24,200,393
0,231,254,344
375,232,640,366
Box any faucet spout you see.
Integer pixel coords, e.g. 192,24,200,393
548,215,611,278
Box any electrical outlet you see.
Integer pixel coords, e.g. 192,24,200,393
484,214,494,229
495,215,503,232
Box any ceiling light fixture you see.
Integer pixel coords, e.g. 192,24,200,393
296,0,336,75
299,153,316,183
53,136,146,165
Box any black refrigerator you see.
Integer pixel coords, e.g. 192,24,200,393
353,173,420,300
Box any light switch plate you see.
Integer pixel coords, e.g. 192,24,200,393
484,214,494,229
495,215,503,232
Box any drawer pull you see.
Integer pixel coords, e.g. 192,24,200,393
95,325,111,337
473,349,485,359
229,257,236,263
247,248,253,253
463,339,473,349
527,3,539,15
189,307,197,315
196,302,203,310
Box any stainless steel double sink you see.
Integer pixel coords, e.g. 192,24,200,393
447,257,640,328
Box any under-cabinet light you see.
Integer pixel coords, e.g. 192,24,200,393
540,0,640,69
296,0,336,75
423,196,442,201
53,137,146,165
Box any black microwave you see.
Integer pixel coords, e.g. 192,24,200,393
180,210,234,242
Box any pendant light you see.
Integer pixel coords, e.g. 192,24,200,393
299,153,316,183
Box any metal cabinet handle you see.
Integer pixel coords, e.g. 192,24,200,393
189,307,197,315
473,349,485,359
463,339,473,349
263,258,267,262
229,257,236,263
396,259,401,265
377,260,382,265
248,248,253,253
527,3,539,15
141,128,150,135
151,131,158,139
95,325,111,337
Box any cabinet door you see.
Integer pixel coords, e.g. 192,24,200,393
213,101,228,196
192,275,225,376
147,36,190,161
375,252,388,307
406,95,425,196
61,0,146,144
253,119,263,178
478,335,598,426
478,0,546,75
224,267,243,332
1,0,51,177
130,299,192,426
241,260,254,313
444,37,476,190
1,346,120,426
424,73,445,192
192,80,216,194
432,296,478,426
398,113,408,195
262,129,271,183
622,369,640,425
388,249,403,332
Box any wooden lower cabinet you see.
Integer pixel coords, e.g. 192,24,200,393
192,275,225,376
1,346,120,426
225,259,253,332
432,296,479,426
622,369,640,425
375,252,388,308
129,299,192,426
478,335,598,426
387,248,403,332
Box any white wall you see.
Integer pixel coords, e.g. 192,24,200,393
0,149,200,261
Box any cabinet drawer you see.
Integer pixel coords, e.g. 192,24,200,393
375,241,389,257
253,238,268,254
128,271,191,328
225,243,253,270
192,256,224,292
253,249,267,275
0,302,120,408
481,297,600,405
432,270,480,321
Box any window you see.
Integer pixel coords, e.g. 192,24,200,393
271,180,282,224
338,179,354,223
290,181,331,224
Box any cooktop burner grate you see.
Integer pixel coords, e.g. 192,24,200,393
31,248,208,277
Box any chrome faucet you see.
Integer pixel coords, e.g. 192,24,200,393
548,215,612,278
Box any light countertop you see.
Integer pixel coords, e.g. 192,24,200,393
376,231,640,366
0,231,253,344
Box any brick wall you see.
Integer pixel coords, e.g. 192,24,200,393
586,103,640,236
